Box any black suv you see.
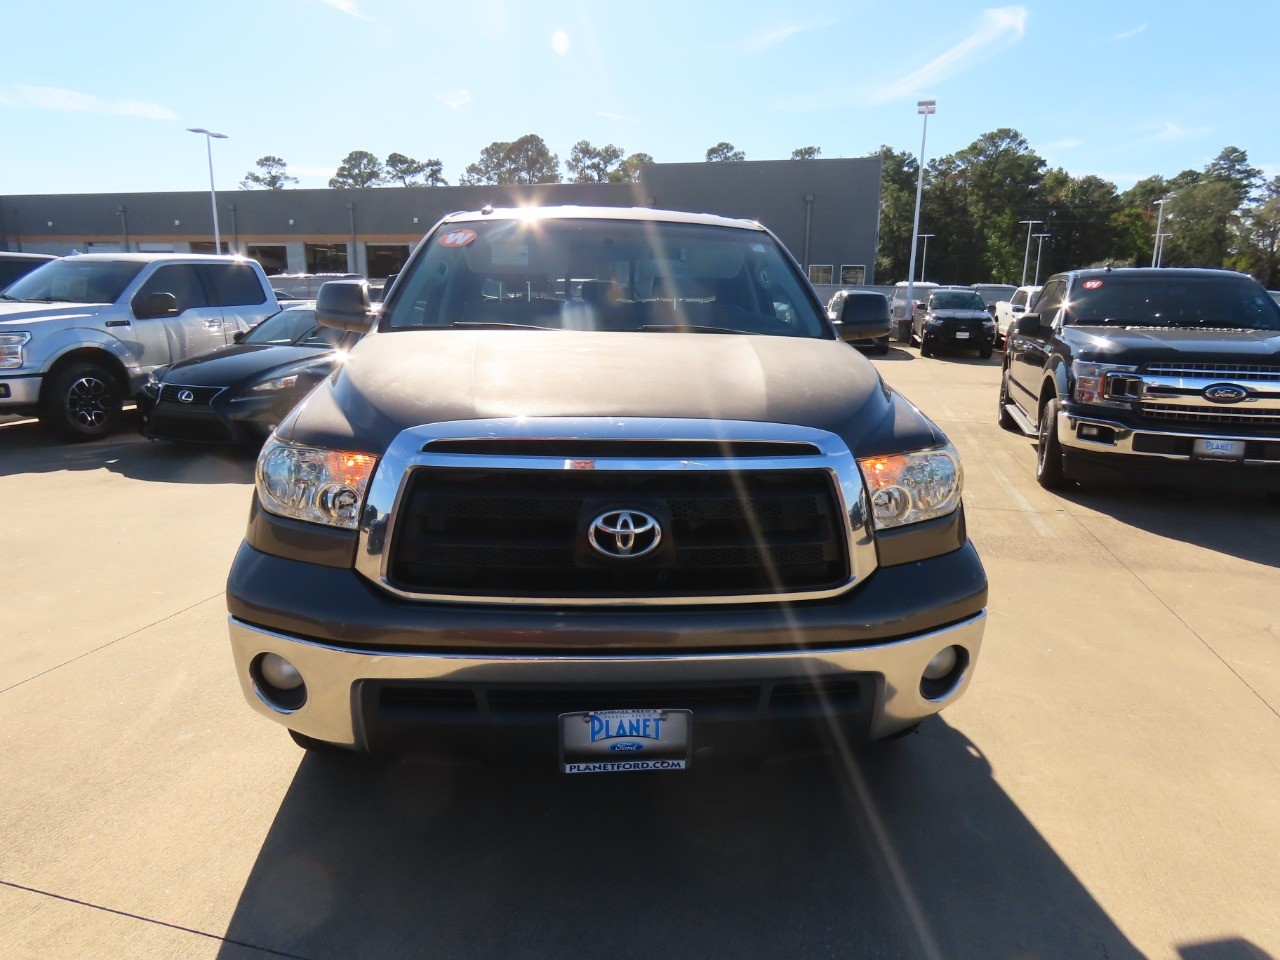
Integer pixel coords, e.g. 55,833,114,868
826,289,891,354
998,267,1280,491
913,287,997,359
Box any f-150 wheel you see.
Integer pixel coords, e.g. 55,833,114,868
998,370,1018,432
1036,397,1069,489
40,360,123,442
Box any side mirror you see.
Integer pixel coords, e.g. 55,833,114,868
1014,314,1043,336
134,292,179,320
316,280,375,332
836,298,892,341
1012,304,1025,314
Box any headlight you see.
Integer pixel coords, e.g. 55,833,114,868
0,331,32,370
251,374,300,392
1072,361,1139,406
256,438,378,529
857,444,962,530
924,315,943,327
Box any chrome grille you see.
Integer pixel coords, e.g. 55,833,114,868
1143,363,1280,382
1143,404,1280,426
157,384,223,405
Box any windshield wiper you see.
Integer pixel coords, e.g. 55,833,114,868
447,321,559,331
637,324,747,335
0,294,24,302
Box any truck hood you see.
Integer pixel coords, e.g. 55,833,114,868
0,302,106,326
1065,325,1280,364
284,330,927,455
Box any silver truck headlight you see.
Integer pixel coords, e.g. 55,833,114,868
256,437,378,529
857,444,962,530
0,332,32,370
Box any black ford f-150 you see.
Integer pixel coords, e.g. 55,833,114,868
999,266,1280,492
225,207,988,771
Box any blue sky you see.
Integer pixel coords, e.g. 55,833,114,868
1,0,1276,196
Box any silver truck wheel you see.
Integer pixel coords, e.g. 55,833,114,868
40,361,123,442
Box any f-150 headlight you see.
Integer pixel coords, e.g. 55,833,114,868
256,437,378,529
0,332,32,370
1072,361,1139,406
857,444,962,530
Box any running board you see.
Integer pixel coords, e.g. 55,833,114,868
1004,402,1038,436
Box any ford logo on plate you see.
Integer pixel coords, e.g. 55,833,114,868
609,742,645,753
1203,383,1249,404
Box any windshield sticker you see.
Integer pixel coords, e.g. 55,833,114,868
1082,279,1104,289
491,243,529,267
438,229,477,248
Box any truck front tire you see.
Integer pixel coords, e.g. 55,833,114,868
40,360,123,442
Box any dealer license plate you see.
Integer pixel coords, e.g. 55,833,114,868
954,331,970,339
559,708,692,774
1192,438,1245,461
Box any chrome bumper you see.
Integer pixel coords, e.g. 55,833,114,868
228,611,986,747
1058,409,1280,463
0,376,41,406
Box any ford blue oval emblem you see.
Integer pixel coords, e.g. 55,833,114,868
1203,383,1249,404
609,741,644,753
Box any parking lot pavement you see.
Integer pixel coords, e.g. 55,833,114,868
1,357,1278,960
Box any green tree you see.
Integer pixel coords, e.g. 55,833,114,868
1204,145,1261,207
566,140,626,183
460,135,561,185
385,152,446,187
867,145,919,282
616,152,654,183
791,146,821,160
1162,180,1239,267
239,156,297,190
1037,170,1121,274
329,150,386,188
1231,176,1280,284
705,142,745,162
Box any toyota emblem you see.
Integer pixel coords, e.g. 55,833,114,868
588,510,662,559
177,389,195,403
1202,383,1249,404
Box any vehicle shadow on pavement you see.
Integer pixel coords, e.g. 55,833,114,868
0,414,256,484
869,345,916,362
214,721,1148,960
1056,483,1280,569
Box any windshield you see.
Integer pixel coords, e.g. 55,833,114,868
382,217,828,338
1066,274,1280,330
241,308,341,346
930,290,986,311
3,258,144,304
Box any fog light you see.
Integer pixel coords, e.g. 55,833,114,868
923,646,958,680
260,653,303,690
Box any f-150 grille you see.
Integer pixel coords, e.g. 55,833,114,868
387,466,849,599
1143,362,1280,382
1142,403,1280,427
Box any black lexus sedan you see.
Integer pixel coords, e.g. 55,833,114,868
140,304,358,443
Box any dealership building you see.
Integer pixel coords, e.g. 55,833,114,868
0,157,882,289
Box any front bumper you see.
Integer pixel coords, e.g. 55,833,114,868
228,610,986,752
1058,407,1280,487
922,326,995,351
0,374,42,411
142,391,295,443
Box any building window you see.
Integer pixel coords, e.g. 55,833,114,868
808,264,833,285
365,243,411,279
247,244,288,275
189,241,231,255
306,243,349,273
840,265,866,285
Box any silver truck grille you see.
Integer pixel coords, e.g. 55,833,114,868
1143,362,1280,382
1143,404,1280,426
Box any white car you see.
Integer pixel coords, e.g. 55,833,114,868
994,285,1042,349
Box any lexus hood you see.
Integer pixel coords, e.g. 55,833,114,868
282,330,931,455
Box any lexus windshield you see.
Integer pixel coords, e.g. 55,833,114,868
382,217,830,338
3,259,145,305
1066,274,1280,331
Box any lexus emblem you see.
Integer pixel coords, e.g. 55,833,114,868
177,389,195,403
588,510,662,559
1202,383,1249,404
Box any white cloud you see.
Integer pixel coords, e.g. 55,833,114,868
870,6,1028,103
436,89,472,110
1136,121,1212,144
551,29,571,56
1046,139,1083,150
316,0,372,20
1111,24,1147,41
737,24,809,54
597,110,641,123
0,84,176,120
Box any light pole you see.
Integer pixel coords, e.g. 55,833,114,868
905,99,935,338
918,234,935,282
1019,219,1043,286
1032,233,1050,285
1155,233,1173,268
186,127,229,253
1152,195,1174,267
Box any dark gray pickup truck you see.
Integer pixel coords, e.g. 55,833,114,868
225,207,988,771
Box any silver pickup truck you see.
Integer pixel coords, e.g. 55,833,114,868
0,253,278,440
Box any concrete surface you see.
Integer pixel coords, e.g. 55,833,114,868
0,351,1277,960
